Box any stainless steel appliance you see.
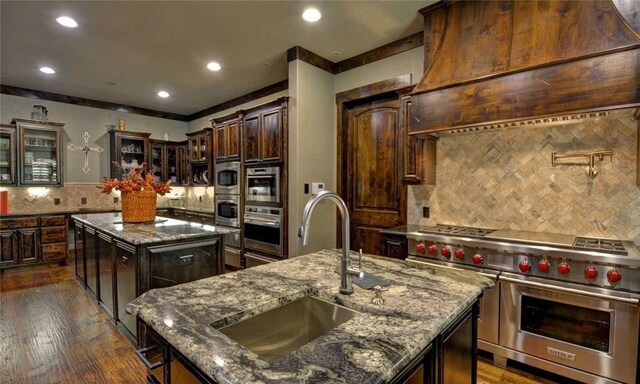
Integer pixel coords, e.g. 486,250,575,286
244,205,282,257
214,161,240,194
406,224,640,384
246,166,280,204
215,194,240,228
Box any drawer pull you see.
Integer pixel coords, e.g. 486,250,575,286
135,345,165,370
122,256,128,267
177,255,193,266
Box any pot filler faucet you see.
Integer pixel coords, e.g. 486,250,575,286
298,190,363,295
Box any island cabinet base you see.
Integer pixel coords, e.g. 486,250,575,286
137,300,480,384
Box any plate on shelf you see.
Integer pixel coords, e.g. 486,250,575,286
202,170,208,183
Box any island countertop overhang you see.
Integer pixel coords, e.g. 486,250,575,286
128,249,494,383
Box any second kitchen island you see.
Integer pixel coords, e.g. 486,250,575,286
72,212,232,343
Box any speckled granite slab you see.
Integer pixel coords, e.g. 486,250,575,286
128,249,493,383
71,212,235,245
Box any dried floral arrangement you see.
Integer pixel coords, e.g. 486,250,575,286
98,162,171,195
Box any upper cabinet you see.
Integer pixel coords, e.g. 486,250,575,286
13,118,65,186
149,140,183,185
243,98,288,164
185,128,213,186
0,124,16,186
213,113,242,162
109,130,151,179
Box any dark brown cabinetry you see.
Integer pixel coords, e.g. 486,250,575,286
213,114,241,162
98,232,115,318
0,230,19,267
40,215,67,263
110,130,151,179
186,128,213,186
0,215,68,270
243,99,287,163
14,118,65,186
0,124,17,186
115,240,138,339
400,95,436,185
150,140,182,184
74,222,85,283
85,227,98,298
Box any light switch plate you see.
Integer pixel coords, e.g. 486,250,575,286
311,182,325,194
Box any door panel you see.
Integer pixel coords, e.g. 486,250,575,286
228,120,240,159
243,115,260,162
18,229,39,263
344,97,405,255
261,109,281,161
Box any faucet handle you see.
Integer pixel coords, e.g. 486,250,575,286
358,249,362,270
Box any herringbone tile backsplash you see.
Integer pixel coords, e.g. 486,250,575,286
408,115,640,242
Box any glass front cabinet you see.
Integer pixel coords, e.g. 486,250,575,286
149,140,182,184
109,130,151,179
0,124,16,186
14,118,65,186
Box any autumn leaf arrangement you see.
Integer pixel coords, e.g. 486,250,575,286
98,161,172,195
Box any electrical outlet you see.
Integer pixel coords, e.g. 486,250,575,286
423,206,430,218
81,197,87,205
54,198,60,205
113,197,119,204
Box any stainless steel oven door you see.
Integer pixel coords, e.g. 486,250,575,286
243,214,281,256
214,162,240,194
407,256,500,345
246,167,279,204
215,195,240,228
500,272,639,384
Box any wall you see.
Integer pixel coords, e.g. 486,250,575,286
408,114,640,241
288,60,337,256
187,90,289,132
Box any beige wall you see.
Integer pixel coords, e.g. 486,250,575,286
288,60,337,256
1,93,188,183
187,90,289,132
408,115,640,242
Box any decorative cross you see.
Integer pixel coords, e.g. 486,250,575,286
67,132,104,174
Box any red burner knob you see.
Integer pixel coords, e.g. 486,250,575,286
416,243,425,254
518,260,531,273
607,269,622,283
538,259,551,273
472,254,484,265
440,246,451,259
427,244,438,255
584,266,599,280
455,248,465,259
558,262,571,275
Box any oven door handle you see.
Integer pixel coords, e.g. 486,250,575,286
500,275,640,305
244,218,280,227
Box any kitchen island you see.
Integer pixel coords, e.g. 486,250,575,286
127,249,493,383
72,212,232,343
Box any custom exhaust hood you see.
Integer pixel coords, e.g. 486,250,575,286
408,0,640,136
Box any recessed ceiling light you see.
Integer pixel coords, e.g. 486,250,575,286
302,8,321,22
206,62,221,71
56,16,78,28
157,91,170,98
39,67,56,74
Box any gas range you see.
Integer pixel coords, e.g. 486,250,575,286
407,224,640,293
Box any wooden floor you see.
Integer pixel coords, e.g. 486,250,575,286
1,262,553,384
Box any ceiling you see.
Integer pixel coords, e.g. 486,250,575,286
0,1,430,116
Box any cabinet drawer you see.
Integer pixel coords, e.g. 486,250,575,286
42,243,66,261
0,217,38,230
41,226,66,244
224,247,242,268
41,215,66,227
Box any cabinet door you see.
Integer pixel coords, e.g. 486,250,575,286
115,241,138,339
0,230,19,267
442,310,474,384
382,234,408,260
260,108,282,162
215,123,227,160
243,115,260,162
74,222,86,284
0,127,16,186
85,227,98,297
150,143,165,182
98,233,115,318
18,228,40,263
227,120,240,160
18,122,63,186
166,145,179,184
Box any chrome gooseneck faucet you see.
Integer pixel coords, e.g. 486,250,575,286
298,190,363,295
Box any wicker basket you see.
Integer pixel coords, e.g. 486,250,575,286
121,190,157,223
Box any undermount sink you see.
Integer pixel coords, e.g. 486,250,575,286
214,296,359,362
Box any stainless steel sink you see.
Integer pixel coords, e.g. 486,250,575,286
215,296,358,362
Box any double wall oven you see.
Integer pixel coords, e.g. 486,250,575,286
214,162,242,268
404,224,640,384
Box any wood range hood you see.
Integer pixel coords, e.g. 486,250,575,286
408,0,640,135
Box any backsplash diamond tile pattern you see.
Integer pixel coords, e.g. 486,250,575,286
408,116,640,242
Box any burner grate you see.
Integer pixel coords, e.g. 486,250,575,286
573,237,627,255
418,224,495,239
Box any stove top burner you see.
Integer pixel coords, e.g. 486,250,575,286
573,237,628,255
418,224,495,239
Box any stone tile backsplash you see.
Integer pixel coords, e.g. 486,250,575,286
2,184,215,213
408,115,640,241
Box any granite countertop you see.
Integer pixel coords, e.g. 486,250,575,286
128,249,493,383
71,212,234,245
0,205,214,218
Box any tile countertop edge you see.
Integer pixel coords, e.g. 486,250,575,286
128,249,494,384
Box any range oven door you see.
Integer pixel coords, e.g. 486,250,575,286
215,195,240,228
246,167,279,204
407,256,500,346
214,162,240,194
500,272,639,384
